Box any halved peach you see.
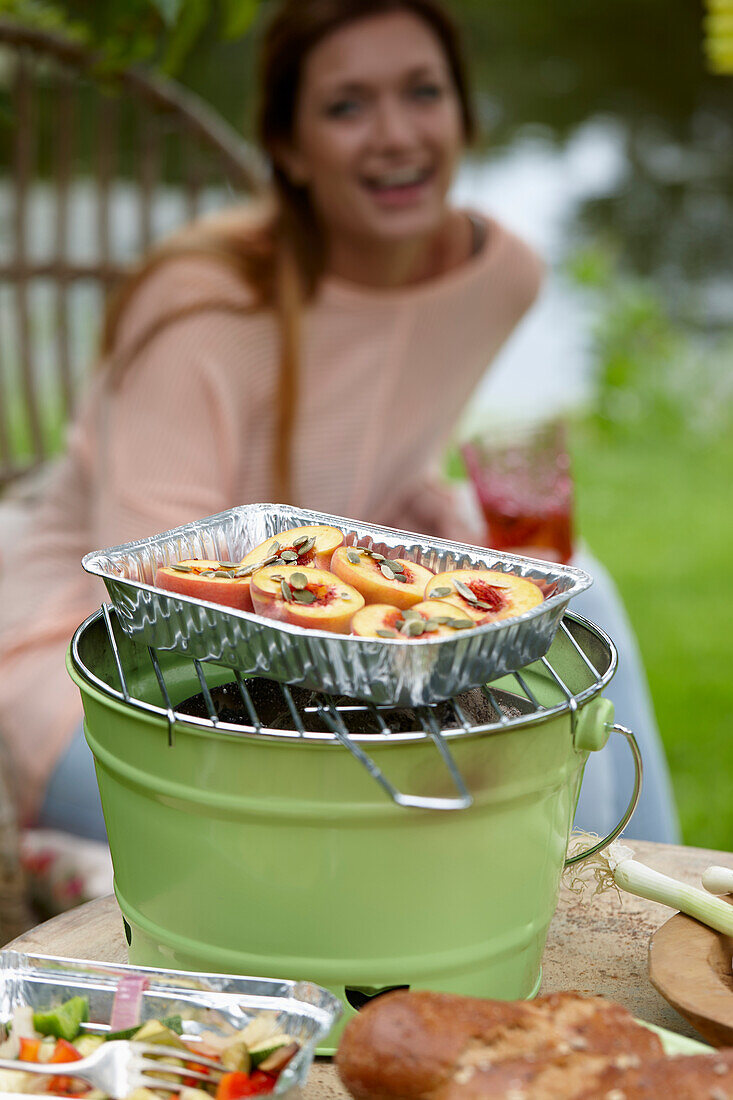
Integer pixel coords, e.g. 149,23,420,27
250,565,364,633
352,600,475,640
424,568,543,623
240,525,343,573
233,525,345,610
330,546,434,610
154,558,254,612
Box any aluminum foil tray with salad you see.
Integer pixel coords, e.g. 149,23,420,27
0,953,341,1099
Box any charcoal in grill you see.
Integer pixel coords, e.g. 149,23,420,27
175,679,528,734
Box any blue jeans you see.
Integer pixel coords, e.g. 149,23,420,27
571,548,681,844
38,724,107,842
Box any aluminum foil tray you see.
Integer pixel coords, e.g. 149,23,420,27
0,951,341,1098
82,503,593,706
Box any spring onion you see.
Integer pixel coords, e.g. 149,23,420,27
607,844,733,936
701,864,733,895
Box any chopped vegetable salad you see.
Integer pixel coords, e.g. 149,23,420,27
0,996,299,1099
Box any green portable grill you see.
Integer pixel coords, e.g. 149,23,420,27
68,605,640,1050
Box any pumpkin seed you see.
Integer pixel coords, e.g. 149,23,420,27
213,570,231,578
281,551,298,562
300,537,316,555
395,573,408,583
293,589,316,604
432,616,451,625
424,619,443,631
290,572,307,589
380,562,396,580
429,586,451,598
405,620,426,636
262,554,280,567
389,560,405,573
376,628,397,638
292,534,309,548
370,552,385,562
281,580,293,602
269,541,280,554
455,580,478,603
346,550,361,564
233,568,254,578
217,562,239,569
171,564,194,573
200,570,216,577
449,619,473,629
402,609,421,620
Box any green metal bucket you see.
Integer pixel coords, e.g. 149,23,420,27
67,609,640,1050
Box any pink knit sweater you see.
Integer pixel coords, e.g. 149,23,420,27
0,215,542,822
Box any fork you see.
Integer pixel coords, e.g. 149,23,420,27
0,1040,224,1098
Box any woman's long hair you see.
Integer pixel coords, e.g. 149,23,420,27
102,0,476,503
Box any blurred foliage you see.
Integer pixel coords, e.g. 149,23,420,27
0,0,262,72
565,244,733,440
703,0,733,72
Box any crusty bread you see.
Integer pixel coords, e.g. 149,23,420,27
335,990,665,1100
576,1048,733,1098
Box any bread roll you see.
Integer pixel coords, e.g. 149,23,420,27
576,1048,733,1098
335,990,664,1100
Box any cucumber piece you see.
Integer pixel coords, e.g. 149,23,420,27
99,1014,184,1042
75,1035,105,1058
33,996,89,1041
130,1020,186,1048
249,1034,293,1068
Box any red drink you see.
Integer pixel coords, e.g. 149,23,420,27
461,422,575,564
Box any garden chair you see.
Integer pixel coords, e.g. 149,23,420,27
0,19,267,943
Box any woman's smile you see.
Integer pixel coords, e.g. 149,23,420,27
359,163,437,208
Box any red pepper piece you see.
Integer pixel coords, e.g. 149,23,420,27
183,1058,213,1087
18,1037,41,1062
216,1070,276,1099
49,1039,82,1064
249,1071,276,1094
46,1039,83,1092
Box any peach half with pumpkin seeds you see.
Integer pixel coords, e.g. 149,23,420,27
154,558,255,612
424,568,543,624
234,524,345,610
330,546,434,610
352,600,474,640
250,565,364,633
241,524,344,573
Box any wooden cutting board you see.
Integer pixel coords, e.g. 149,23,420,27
649,908,733,1047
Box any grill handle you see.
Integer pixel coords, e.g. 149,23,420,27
564,724,643,866
316,704,473,811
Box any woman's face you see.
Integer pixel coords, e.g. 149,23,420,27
283,11,465,248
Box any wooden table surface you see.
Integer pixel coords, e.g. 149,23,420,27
6,839,729,1099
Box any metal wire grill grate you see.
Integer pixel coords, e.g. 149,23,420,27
88,604,612,742
73,605,617,812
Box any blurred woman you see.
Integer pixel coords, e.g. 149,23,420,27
0,0,678,843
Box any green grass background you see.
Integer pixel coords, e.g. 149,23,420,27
571,422,733,851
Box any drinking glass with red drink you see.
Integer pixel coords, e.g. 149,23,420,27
460,419,575,564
